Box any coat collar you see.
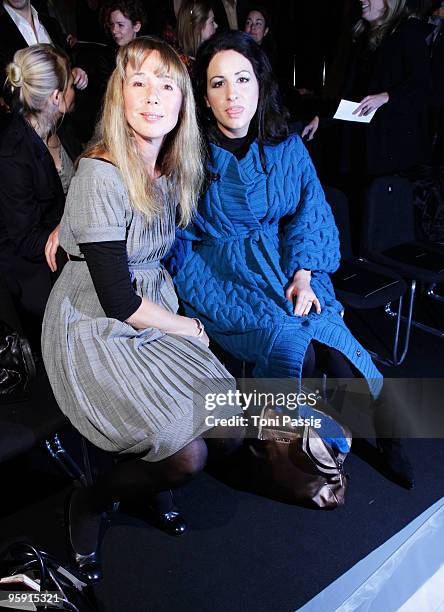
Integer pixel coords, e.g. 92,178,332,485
209,140,265,183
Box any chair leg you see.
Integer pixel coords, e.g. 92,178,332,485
386,278,444,338
373,280,416,367
392,279,444,338
45,433,87,485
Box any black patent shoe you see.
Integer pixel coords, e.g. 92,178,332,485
147,491,188,536
66,488,107,583
72,551,102,584
377,438,414,490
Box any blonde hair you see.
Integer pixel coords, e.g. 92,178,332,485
5,44,70,135
353,0,410,49
177,0,214,57
84,36,204,226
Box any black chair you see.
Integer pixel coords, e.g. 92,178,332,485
325,186,413,366
0,272,87,483
0,363,88,484
361,176,444,338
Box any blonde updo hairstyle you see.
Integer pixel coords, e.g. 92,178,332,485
5,44,71,134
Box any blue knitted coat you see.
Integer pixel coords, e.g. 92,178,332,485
171,135,382,396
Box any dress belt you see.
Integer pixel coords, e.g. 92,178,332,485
67,254,161,270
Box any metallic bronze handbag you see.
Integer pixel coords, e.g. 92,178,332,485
253,403,351,509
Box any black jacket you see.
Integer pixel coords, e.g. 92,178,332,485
0,113,80,321
212,0,250,31
0,6,67,83
342,17,433,175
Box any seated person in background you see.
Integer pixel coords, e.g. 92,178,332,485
243,5,277,67
176,0,218,76
100,0,146,49
169,30,414,490
41,36,243,582
97,0,147,95
0,44,80,349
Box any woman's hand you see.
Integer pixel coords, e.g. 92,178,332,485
66,34,77,48
198,330,210,347
72,67,88,90
285,270,321,317
168,317,210,347
301,115,319,141
45,224,60,272
353,92,389,117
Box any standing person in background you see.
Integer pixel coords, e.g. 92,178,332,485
0,45,79,349
176,0,218,76
337,0,433,238
302,0,433,232
212,0,250,31
0,0,88,92
344,0,432,175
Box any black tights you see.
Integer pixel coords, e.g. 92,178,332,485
301,342,408,439
91,425,245,509
69,427,244,554
302,341,358,379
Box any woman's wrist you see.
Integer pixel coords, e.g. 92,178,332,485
294,268,312,281
192,318,205,338
176,316,205,337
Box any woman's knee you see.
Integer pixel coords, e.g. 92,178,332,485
165,438,208,483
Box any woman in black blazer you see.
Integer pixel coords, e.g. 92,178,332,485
341,2,433,177
0,44,80,348
305,0,433,175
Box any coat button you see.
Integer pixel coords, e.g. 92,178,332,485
356,348,361,357
302,320,310,327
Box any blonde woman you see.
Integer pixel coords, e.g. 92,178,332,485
0,44,79,349
177,0,218,74
41,36,241,583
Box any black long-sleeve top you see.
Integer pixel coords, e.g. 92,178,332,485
79,241,142,322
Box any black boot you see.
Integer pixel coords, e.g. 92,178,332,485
376,438,414,490
67,487,109,583
373,383,414,489
146,490,187,536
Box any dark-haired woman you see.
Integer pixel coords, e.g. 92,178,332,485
244,6,277,68
97,0,147,92
169,30,413,488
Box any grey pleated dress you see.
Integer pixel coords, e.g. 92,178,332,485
42,158,239,462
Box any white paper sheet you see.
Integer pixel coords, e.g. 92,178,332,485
333,99,377,123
